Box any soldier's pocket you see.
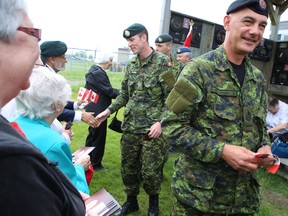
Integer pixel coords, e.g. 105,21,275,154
175,159,217,198
143,78,162,99
212,89,238,121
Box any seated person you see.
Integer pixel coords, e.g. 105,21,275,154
266,96,288,141
14,67,90,194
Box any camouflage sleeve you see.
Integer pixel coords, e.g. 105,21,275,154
159,57,177,121
259,81,271,148
108,68,129,113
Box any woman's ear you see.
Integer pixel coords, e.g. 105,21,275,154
53,101,61,112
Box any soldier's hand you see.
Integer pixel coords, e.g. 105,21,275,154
148,122,162,139
256,145,274,169
95,109,111,127
221,144,258,172
81,112,98,127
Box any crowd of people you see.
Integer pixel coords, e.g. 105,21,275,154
0,0,281,215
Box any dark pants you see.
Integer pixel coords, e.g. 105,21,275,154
85,119,107,167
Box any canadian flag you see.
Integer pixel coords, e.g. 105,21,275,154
90,91,99,104
183,20,193,47
77,87,92,102
77,87,98,104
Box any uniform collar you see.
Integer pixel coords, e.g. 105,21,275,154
214,45,259,82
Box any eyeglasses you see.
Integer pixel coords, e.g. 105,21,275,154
17,26,41,42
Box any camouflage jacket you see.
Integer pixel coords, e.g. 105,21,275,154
109,49,172,134
170,56,183,80
163,45,270,214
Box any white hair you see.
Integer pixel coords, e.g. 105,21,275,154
94,52,114,64
183,52,192,59
0,0,27,42
16,66,71,119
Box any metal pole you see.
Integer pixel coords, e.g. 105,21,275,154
159,0,172,34
270,6,281,40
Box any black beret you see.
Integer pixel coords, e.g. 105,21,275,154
227,0,269,17
177,46,191,54
40,41,67,57
155,33,173,43
123,23,147,39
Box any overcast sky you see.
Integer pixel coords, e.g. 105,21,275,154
26,0,288,52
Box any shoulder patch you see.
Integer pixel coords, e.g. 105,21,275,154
167,61,172,67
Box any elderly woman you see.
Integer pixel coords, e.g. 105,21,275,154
15,67,90,194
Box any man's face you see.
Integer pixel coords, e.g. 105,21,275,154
127,34,145,55
54,54,67,72
268,104,279,114
155,42,170,56
0,12,40,107
177,53,190,64
224,8,268,55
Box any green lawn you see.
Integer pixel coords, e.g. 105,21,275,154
62,63,288,216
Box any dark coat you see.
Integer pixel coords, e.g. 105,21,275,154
57,101,76,122
0,116,85,215
85,65,119,115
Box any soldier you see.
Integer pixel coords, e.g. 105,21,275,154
155,33,183,79
162,0,274,215
95,23,173,216
176,46,192,64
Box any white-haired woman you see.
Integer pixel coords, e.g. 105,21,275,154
85,52,119,171
15,67,90,194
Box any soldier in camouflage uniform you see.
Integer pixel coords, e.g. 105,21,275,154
95,23,173,216
155,33,183,80
155,33,183,157
162,0,274,215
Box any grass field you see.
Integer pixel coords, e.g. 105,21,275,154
62,64,288,216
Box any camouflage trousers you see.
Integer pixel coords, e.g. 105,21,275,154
172,199,255,216
120,132,168,196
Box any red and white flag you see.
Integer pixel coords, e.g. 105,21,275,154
254,153,281,174
77,87,98,104
183,20,193,47
90,91,99,104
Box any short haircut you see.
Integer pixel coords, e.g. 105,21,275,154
16,66,71,119
40,55,49,64
0,0,27,42
268,97,279,108
138,29,149,43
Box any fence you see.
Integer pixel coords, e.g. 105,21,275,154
65,47,135,72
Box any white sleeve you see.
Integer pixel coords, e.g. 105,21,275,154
73,111,82,122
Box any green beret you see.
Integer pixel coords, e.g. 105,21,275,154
155,33,173,43
227,0,269,17
40,41,67,57
123,23,147,39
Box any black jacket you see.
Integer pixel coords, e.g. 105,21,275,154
0,116,85,216
85,65,119,115
57,101,76,122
